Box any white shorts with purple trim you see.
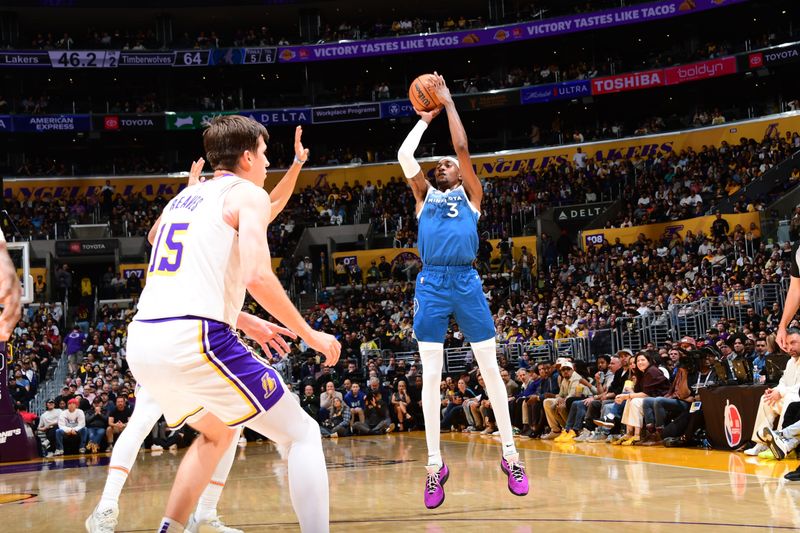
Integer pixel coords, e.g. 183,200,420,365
126,316,286,429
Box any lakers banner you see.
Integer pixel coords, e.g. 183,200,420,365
581,213,761,250
266,112,800,190
4,175,189,202
6,113,799,200
332,237,537,283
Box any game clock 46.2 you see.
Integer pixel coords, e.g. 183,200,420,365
48,51,120,68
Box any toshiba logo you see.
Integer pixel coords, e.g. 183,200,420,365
591,71,662,94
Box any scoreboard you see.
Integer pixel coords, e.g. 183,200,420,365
0,48,277,68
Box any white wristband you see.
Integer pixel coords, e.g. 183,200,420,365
398,120,428,179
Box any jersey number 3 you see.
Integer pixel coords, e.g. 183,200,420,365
446,202,459,218
149,222,190,275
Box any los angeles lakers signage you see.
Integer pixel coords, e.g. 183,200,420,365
5,112,800,200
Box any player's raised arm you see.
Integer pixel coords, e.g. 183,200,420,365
398,107,441,213
432,73,483,211
230,184,340,366
267,125,309,223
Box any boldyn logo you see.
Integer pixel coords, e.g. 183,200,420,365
664,57,736,85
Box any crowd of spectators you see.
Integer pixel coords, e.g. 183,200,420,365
264,317,783,446
13,299,207,456
275,208,785,362
1,33,779,115
238,200,793,444
4,127,799,262
15,3,626,52
607,133,800,228
15,197,799,453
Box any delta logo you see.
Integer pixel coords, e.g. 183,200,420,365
298,49,310,59
749,53,764,68
279,49,296,61
724,400,743,448
493,30,510,42
511,28,523,39
103,115,119,131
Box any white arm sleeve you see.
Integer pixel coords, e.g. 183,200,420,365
397,120,428,179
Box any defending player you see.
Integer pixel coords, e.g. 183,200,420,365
397,73,529,509
86,154,304,533
126,117,340,533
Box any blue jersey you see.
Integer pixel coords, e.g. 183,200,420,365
417,185,479,266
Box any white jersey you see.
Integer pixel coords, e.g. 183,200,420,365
135,174,249,327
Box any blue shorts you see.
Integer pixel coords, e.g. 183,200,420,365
413,265,495,343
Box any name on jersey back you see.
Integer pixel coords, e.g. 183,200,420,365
168,194,204,212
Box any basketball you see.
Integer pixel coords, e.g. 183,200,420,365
409,74,441,112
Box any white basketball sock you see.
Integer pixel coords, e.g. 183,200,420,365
195,428,240,520
471,338,518,459
98,467,128,511
99,387,163,510
158,517,184,533
419,341,444,467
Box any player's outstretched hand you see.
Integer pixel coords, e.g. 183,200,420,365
294,126,310,163
415,106,443,124
188,157,205,186
431,71,453,106
304,330,341,367
0,254,21,341
238,312,297,358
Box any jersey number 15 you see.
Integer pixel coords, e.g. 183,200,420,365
149,222,190,275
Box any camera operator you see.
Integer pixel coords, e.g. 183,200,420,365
353,391,395,435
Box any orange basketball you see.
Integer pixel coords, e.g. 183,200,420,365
408,74,441,112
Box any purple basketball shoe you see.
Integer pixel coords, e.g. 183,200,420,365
501,456,529,496
423,462,450,509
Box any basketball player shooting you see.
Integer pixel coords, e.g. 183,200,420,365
397,73,529,509
86,152,304,533
126,115,340,533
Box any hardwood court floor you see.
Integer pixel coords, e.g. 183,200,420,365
1,431,799,532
